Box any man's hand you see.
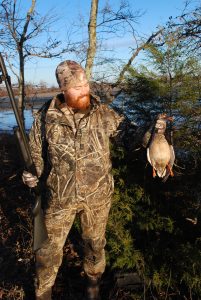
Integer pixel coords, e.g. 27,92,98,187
22,170,39,188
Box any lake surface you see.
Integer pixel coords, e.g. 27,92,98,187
0,96,51,132
0,95,124,132
0,109,34,132
1,95,197,133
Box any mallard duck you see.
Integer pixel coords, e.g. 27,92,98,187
147,113,175,180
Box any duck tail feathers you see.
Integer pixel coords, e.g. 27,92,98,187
157,168,167,178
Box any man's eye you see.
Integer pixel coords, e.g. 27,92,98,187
74,83,88,90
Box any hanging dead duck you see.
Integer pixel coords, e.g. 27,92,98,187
147,113,175,180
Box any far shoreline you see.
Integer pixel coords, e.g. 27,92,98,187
0,91,57,110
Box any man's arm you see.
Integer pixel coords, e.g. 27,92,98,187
23,100,51,187
29,115,45,177
101,104,139,149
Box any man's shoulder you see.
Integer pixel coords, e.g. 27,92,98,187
32,96,56,125
90,94,113,114
95,103,117,120
97,102,116,114
95,102,126,129
34,93,62,117
99,103,124,120
38,99,52,113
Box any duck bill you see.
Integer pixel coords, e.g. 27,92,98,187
166,116,174,122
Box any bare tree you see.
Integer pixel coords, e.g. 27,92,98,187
115,29,163,86
84,0,143,80
0,0,73,122
167,2,201,54
83,0,163,102
85,0,99,80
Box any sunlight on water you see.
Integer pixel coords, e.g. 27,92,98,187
0,109,34,132
0,96,52,132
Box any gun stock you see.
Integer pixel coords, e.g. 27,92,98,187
0,53,48,251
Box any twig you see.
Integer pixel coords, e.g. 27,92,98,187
165,269,172,300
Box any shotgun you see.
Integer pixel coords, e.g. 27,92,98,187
0,52,48,251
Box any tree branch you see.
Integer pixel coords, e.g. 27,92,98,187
20,0,35,44
115,29,163,86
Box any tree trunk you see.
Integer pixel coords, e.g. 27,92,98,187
85,0,99,81
18,49,25,127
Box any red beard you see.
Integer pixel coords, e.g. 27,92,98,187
67,94,90,110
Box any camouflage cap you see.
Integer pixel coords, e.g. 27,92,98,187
55,60,88,91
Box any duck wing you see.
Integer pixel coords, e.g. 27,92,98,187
169,145,175,168
162,145,175,182
142,123,155,148
147,147,152,165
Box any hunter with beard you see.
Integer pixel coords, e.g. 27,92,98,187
22,60,134,300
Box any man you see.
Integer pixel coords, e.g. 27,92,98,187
23,60,133,300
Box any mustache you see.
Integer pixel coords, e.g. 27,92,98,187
72,94,90,109
77,94,90,101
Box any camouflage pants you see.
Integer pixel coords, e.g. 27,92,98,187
35,199,111,297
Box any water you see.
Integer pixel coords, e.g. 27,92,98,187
0,109,34,132
1,95,200,133
0,96,52,132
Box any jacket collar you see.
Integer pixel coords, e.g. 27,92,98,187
45,93,100,125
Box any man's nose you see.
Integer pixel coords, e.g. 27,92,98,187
80,86,88,94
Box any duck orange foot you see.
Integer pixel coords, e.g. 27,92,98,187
167,164,174,177
153,168,156,178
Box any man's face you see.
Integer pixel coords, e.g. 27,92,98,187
63,73,90,110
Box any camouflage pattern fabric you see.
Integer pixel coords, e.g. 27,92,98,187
29,93,127,296
29,93,125,208
55,60,87,91
35,200,111,296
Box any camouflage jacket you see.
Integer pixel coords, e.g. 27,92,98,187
29,93,129,209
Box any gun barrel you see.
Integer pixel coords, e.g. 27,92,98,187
14,127,33,170
0,53,34,170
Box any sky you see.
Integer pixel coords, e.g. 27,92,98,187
8,0,198,86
